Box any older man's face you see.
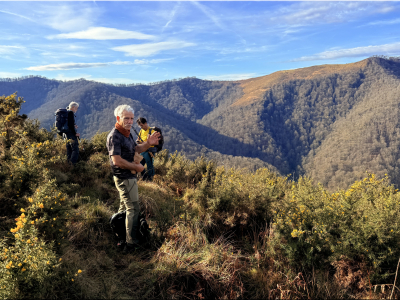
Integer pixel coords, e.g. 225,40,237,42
118,111,134,130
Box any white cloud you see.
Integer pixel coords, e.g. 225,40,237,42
0,45,26,55
24,59,171,71
201,73,257,81
293,42,400,61
112,41,196,57
47,27,155,40
26,62,108,71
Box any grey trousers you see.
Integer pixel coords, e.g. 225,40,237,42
114,177,140,245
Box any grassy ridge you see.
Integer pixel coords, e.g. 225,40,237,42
1,93,400,299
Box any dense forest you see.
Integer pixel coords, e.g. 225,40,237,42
1,56,400,190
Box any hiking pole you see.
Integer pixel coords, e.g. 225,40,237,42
132,127,144,143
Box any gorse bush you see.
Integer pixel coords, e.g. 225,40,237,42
184,166,288,232
273,174,400,277
2,92,400,299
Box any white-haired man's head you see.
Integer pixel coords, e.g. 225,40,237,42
115,105,135,131
114,105,134,118
68,102,79,113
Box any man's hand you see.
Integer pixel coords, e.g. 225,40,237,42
147,131,161,146
131,162,145,174
76,133,80,137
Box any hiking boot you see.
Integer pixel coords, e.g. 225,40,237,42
123,243,140,254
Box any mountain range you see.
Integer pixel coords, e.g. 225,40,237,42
1,56,400,191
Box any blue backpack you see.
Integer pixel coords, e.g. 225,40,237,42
55,108,69,135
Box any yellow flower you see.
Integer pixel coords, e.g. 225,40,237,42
59,258,62,262
21,268,26,272
6,265,10,269
28,198,33,203
27,239,31,244
18,263,22,267
31,221,34,225
39,203,44,209
78,269,82,273
71,279,74,282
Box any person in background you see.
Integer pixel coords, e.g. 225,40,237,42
106,105,160,253
65,102,80,165
136,117,157,181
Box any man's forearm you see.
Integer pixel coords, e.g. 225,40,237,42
112,155,141,171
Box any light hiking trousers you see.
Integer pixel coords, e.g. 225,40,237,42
114,177,140,245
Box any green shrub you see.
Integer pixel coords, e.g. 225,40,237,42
184,166,288,231
273,174,400,277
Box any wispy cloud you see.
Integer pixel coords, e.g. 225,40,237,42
163,2,181,31
25,59,171,71
191,1,225,30
201,73,257,81
269,2,396,26
293,42,400,61
0,9,37,23
112,41,196,57
26,62,109,71
47,27,155,40
133,58,173,65
43,4,97,31
366,18,400,26
0,45,27,55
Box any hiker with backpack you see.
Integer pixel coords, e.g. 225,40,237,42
106,105,160,253
136,117,160,181
55,102,80,165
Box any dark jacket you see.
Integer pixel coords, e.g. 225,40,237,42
67,110,77,135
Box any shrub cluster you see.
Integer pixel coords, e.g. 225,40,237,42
2,93,400,299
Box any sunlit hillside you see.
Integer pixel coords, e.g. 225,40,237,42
1,56,400,191
2,93,400,299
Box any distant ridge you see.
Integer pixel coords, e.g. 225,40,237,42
1,56,400,190
233,58,369,107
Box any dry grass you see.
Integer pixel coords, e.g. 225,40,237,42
232,59,369,107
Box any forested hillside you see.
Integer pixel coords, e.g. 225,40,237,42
1,56,400,190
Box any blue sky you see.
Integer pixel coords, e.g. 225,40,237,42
1,1,400,84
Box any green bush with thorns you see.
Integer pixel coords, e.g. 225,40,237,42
2,93,400,299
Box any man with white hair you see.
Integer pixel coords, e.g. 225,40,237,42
66,102,80,165
106,104,160,253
